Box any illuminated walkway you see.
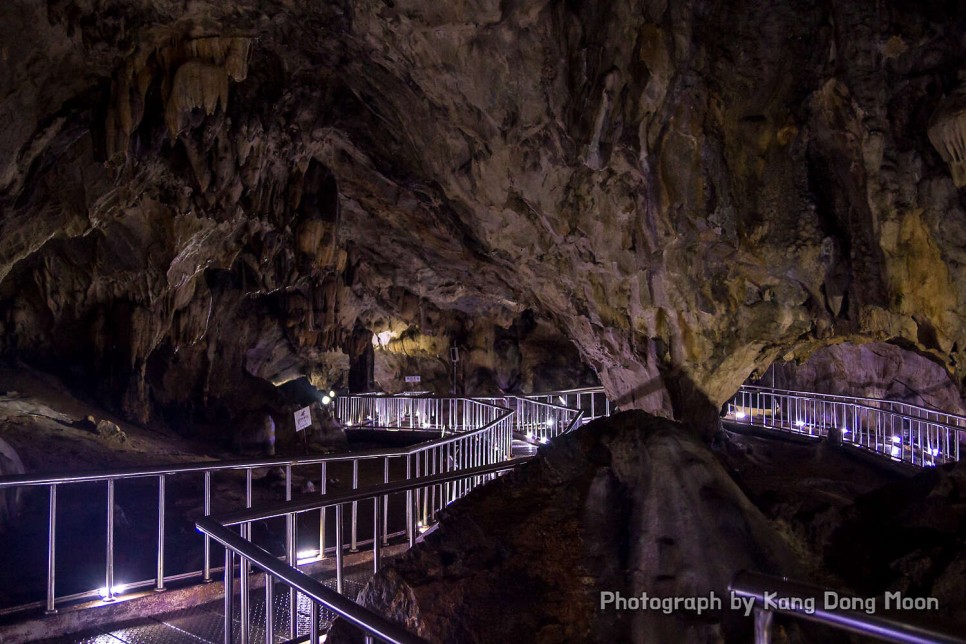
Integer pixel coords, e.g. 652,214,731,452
4,385,963,643
723,385,963,468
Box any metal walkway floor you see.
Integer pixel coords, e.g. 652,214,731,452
38,563,379,644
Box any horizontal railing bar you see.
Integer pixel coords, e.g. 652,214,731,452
0,412,514,490
734,387,966,439
730,571,965,644
213,459,532,527
196,519,426,644
740,385,966,427
528,386,606,396
510,396,582,413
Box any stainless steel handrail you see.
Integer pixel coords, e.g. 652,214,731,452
0,395,516,616
198,459,530,644
198,519,426,644
209,459,533,528
740,385,966,427
730,571,965,644
725,386,963,467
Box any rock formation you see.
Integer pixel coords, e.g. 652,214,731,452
758,341,966,413
341,412,800,642
2,1,966,437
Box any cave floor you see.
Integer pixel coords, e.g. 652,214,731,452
34,556,396,644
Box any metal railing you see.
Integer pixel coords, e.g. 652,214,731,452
0,389,605,627
0,396,513,617
730,570,965,644
740,385,966,431
525,386,611,425
198,459,530,644
724,386,963,467
510,396,584,444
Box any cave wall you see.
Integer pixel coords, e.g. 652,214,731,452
2,1,966,434
758,341,966,414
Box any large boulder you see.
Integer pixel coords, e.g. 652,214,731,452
342,412,801,642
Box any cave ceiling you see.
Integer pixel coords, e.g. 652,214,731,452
2,0,966,431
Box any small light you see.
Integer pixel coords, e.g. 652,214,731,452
329,390,335,398
98,584,126,599
321,395,332,405
930,448,940,457
735,411,747,420
540,437,548,444
297,550,320,564
545,418,554,427
891,436,901,444
558,396,566,404
422,421,429,428
891,445,900,458
795,420,806,428
526,432,533,439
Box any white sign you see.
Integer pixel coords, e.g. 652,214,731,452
405,375,421,383
294,406,312,432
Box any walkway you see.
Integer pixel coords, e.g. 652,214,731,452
724,385,964,467
2,385,963,643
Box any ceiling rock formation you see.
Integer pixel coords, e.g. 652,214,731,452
2,1,966,432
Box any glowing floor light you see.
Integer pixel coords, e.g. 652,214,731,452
795,419,806,428
545,418,554,427
891,436,901,444
98,584,127,599
297,550,320,565
540,437,548,444
735,411,747,420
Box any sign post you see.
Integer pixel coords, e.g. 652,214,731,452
294,406,312,453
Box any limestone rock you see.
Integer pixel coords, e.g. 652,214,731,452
2,1,966,440
341,412,801,642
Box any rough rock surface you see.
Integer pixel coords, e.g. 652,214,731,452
0,436,24,531
762,341,966,414
826,459,966,633
3,1,966,437
343,412,800,643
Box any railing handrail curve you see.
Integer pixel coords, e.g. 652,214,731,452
730,570,965,644
739,385,966,427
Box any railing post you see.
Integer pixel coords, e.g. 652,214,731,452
335,504,345,594
350,459,359,552
406,456,415,547
320,461,327,559
224,548,234,644
310,601,320,644
373,496,382,575
383,456,390,545
753,607,773,644
240,524,250,644
105,478,115,602
156,474,166,591
203,471,212,582
265,574,274,644
286,466,297,640
45,484,57,614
